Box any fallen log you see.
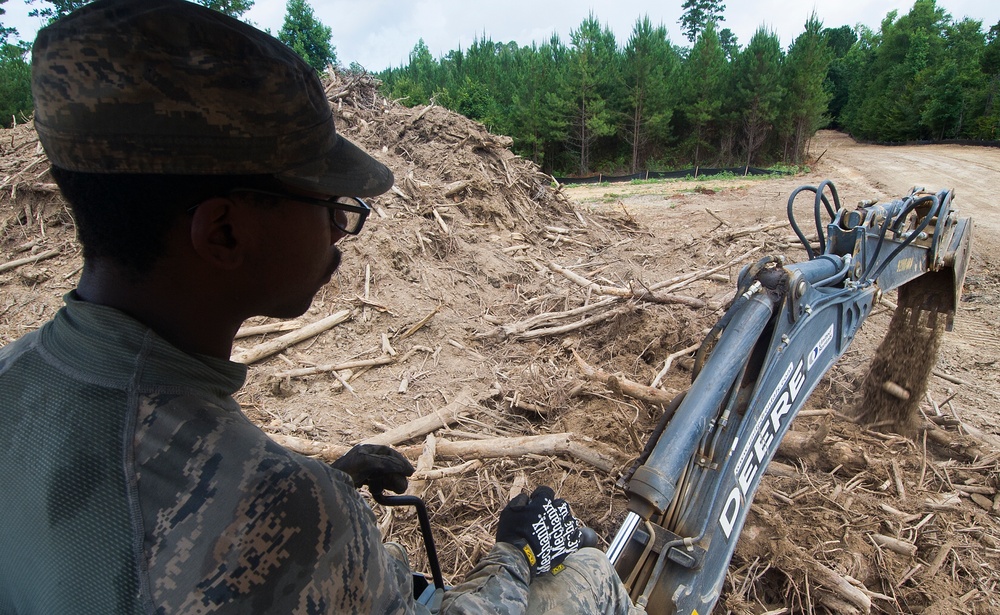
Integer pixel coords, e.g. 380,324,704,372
231,310,351,364
265,434,482,481
629,289,706,308
269,432,620,473
486,298,617,340
443,179,472,197
765,460,800,478
362,388,481,446
0,248,60,274
922,424,988,461
650,247,762,294
779,549,872,614
650,342,700,388
775,422,830,459
512,305,632,340
870,533,917,557
269,433,350,460
413,459,482,480
573,350,676,406
235,321,303,339
406,433,437,496
401,433,619,473
725,221,787,241
273,356,396,379
548,262,706,309
399,305,439,340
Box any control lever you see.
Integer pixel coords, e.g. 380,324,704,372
371,490,446,592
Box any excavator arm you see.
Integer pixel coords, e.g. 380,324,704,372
608,181,972,613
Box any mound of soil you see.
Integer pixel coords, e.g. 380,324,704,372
2,72,997,614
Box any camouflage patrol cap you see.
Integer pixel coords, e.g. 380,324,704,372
31,0,393,197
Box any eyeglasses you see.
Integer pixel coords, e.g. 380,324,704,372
228,188,371,235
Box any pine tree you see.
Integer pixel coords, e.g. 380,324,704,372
0,0,31,128
734,28,784,167
537,35,575,171
680,22,726,169
679,0,726,44
843,0,952,141
566,14,618,175
278,0,336,72
922,17,987,139
511,37,571,169
780,14,833,162
823,25,858,127
623,16,679,171
719,28,739,60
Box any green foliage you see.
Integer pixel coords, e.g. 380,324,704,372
823,25,857,127
25,0,89,24
839,0,983,142
622,16,680,171
977,22,1000,138
679,0,726,44
377,2,1000,172
565,13,619,174
278,0,335,72
718,27,739,60
766,163,809,174
734,28,785,166
511,36,572,169
195,0,254,18
679,22,726,167
0,40,32,127
781,14,833,162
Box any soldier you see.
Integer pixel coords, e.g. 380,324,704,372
0,0,634,613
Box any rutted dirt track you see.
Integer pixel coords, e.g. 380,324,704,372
2,82,998,615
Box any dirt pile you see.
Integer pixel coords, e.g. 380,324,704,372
2,72,998,613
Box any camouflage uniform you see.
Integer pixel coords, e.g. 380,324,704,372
0,295,633,614
445,547,638,615
7,1,636,613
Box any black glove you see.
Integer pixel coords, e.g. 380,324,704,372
496,486,582,575
330,444,415,494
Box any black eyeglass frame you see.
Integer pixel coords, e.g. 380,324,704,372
226,188,372,235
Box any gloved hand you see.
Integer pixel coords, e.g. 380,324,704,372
495,486,582,576
330,444,415,494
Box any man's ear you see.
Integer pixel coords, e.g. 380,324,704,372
189,197,246,270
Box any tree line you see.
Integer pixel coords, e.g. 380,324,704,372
0,0,336,127
379,0,1000,176
3,0,999,175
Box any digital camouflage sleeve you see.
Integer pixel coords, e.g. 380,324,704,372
0,295,541,614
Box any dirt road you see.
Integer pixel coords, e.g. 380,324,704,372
814,130,1000,237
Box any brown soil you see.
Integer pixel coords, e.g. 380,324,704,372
2,76,998,614
855,278,946,437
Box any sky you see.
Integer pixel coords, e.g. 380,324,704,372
3,0,999,72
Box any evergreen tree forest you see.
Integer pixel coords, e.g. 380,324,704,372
379,0,1000,176
0,0,337,127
